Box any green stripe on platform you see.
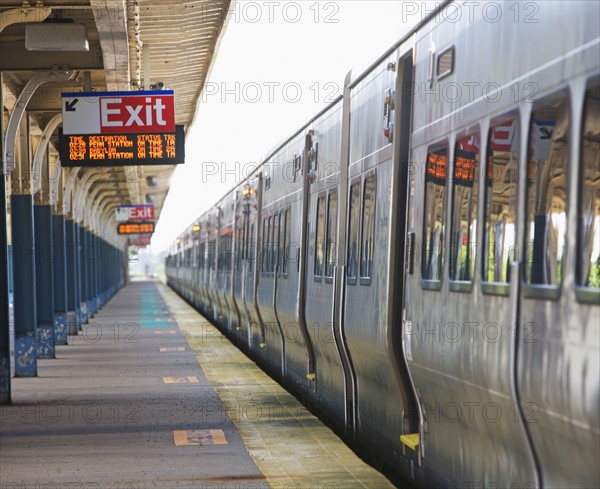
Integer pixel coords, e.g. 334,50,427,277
140,287,171,329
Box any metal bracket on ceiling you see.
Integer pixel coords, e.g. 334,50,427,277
0,7,52,34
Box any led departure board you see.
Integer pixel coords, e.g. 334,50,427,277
117,222,155,235
59,125,185,167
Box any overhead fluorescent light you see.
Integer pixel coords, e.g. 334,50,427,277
25,23,89,52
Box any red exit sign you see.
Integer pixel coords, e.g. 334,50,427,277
115,205,155,222
100,95,174,133
62,90,175,135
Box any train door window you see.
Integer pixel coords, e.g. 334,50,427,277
219,236,225,271
249,223,255,265
283,208,291,275
278,210,286,276
524,92,569,296
314,195,326,279
236,224,243,271
273,213,279,273
208,240,216,272
360,173,376,283
325,191,338,280
242,215,249,260
261,218,267,273
482,114,520,291
226,233,233,272
347,180,360,283
267,216,273,273
449,131,480,286
422,145,448,285
576,81,600,302
199,242,205,271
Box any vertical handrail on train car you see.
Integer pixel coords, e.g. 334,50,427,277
230,191,242,332
297,134,317,384
510,261,542,486
332,70,357,437
253,173,267,347
273,264,285,379
393,50,423,442
334,265,357,437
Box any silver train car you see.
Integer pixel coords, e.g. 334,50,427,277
166,2,599,487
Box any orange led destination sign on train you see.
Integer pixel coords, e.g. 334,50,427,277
117,222,155,235
59,126,185,167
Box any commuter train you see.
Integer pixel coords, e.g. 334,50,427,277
166,1,599,487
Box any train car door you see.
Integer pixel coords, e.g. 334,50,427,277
516,81,599,489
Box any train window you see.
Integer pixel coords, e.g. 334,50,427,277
450,131,480,285
524,92,569,291
482,115,520,289
577,82,600,298
360,174,376,281
422,145,448,284
272,213,279,273
347,180,360,282
314,195,326,279
325,191,338,279
261,218,267,272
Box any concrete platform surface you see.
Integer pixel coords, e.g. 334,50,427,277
1,280,396,489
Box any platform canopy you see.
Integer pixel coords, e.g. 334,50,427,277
1,0,232,243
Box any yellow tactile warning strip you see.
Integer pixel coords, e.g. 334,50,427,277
173,429,228,446
162,376,199,384
159,346,186,352
157,283,395,488
154,330,177,335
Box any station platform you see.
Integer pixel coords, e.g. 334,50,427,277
0,280,396,489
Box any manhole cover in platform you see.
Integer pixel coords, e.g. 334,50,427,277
159,347,185,352
162,376,199,384
173,429,227,446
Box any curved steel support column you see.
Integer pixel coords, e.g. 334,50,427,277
32,114,62,196
3,70,74,174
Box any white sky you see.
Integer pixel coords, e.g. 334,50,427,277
151,1,435,252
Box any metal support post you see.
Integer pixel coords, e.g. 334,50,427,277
34,203,54,358
0,73,11,402
65,219,79,335
79,225,88,324
53,213,68,345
